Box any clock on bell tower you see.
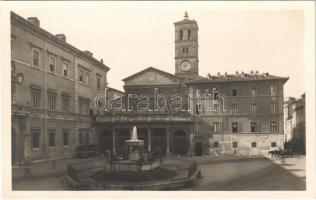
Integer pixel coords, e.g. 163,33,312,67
174,12,199,78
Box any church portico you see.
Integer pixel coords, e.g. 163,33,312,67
93,113,194,157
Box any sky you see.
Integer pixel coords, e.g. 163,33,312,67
7,2,305,98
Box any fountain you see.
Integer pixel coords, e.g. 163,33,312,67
76,126,201,190
125,126,144,161
108,126,161,172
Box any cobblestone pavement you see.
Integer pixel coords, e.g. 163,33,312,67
12,155,305,191
185,155,305,190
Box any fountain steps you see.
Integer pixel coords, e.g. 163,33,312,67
92,168,176,182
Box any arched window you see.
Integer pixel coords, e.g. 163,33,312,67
188,30,191,40
180,30,183,40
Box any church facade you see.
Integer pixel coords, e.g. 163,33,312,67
95,13,288,157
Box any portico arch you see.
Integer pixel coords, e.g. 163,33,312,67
98,129,113,154
172,130,188,156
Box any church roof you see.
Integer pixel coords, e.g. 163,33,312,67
122,67,179,82
186,72,289,84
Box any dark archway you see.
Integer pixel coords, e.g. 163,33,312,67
12,126,17,165
152,128,167,156
137,128,148,151
99,130,113,154
117,129,130,155
194,142,203,156
172,130,188,156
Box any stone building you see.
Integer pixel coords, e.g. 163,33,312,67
284,94,305,154
11,12,110,165
94,13,289,157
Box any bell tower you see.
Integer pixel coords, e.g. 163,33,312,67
174,12,199,78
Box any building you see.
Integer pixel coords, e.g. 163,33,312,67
94,13,289,157
284,94,305,154
11,12,289,163
11,12,110,165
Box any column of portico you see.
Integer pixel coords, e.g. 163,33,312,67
148,128,151,152
166,127,170,157
112,127,116,155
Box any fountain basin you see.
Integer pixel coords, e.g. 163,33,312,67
109,160,160,172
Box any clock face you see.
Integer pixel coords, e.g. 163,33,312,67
180,61,191,72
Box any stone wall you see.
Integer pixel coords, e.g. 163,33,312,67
209,133,284,156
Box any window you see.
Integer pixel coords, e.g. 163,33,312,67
85,132,90,144
79,98,90,115
188,30,191,40
250,104,256,114
185,47,189,54
270,86,276,96
213,88,219,100
180,30,183,40
97,76,101,88
195,104,201,114
31,128,40,148
214,104,219,114
62,95,70,112
251,142,257,148
271,142,277,147
270,121,277,132
182,47,185,54
251,87,256,96
47,91,56,110
79,132,89,145
196,123,200,133
49,56,55,72
232,88,238,96
232,142,238,148
232,104,238,115
63,62,69,77
63,128,69,146
85,72,90,84
31,88,41,108
79,69,84,82
213,122,220,133
79,132,84,145
32,48,40,67
271,103,276,114
232,122,238,133
214,142,219,148
48,129,56,147
251,122,257,132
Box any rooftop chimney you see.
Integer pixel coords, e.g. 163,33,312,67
250,70,254,74
84,50,93,57
236,71,239,75
100,58,103,64
256,70,259,74
56,34,66,42
217,72,220,76
207,73,212,79
224,72,228,76
27,17,40,27
241,71,244,75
